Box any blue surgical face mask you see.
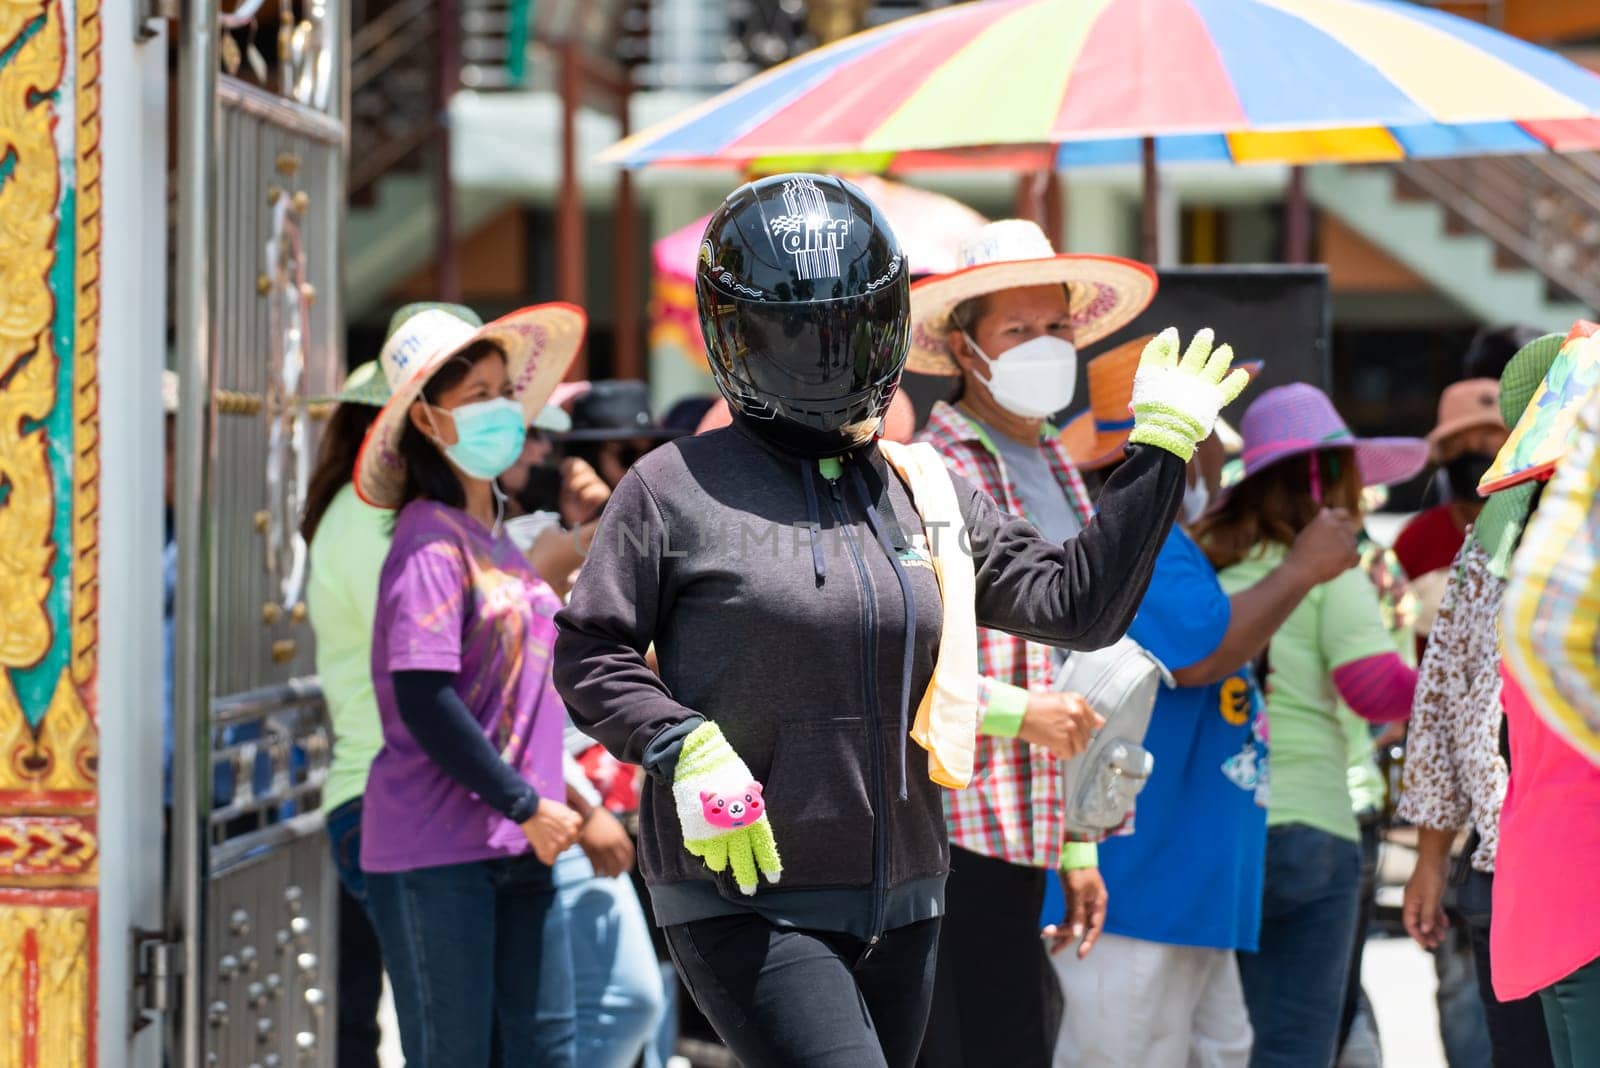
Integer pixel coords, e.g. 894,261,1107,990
430,396,527,480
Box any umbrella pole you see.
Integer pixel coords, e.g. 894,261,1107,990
1141,137,1160,264
1013,170,1065,250
1285,165,1310,264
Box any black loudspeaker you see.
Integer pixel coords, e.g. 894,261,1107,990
1091,265,1333,401
902,265,1332,431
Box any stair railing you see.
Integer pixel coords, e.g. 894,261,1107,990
348,0,440,198
1393,153,1600,313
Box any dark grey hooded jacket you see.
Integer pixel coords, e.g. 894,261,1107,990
554,421,1183,939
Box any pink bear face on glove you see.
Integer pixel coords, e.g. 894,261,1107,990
700,784,765,829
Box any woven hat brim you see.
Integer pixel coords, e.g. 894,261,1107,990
354,302,586,508
1238,437,1429,491
336,374,390,408
906,255,1157,376
1479,330,1600,495
1499,333,1566,425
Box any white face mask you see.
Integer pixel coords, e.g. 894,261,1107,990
1181,477,1211,524
965,333,1078,420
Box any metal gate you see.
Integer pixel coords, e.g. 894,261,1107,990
171,0,348,1061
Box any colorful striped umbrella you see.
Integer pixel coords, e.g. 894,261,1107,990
602,0,1600,171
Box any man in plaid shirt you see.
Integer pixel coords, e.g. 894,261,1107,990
907,220,1160,1068
920,399,1102,871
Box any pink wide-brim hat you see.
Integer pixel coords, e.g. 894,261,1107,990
1234,383,1428,490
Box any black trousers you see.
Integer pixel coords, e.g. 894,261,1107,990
918,847,1058,1068
1458,869,1556,1068
664,912,940,1068
335,877,385,1068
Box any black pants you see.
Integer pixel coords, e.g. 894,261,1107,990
336,880,385,1068
327,798,386,1068
1458,869,1555,1068
664,912,940,1068
918,847,1057,1068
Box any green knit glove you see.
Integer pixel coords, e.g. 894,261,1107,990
1128,327,1251,462
672,722,782,895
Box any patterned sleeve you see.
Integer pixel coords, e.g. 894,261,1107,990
1502,389,1600,766
1396,544,1474,830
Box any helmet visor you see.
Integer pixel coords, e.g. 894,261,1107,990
700,271,909,404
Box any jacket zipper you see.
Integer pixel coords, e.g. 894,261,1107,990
825,472,889,950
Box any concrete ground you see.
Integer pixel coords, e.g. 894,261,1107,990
374,935,1450,1067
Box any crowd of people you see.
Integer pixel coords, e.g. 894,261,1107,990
261,173,1600,1068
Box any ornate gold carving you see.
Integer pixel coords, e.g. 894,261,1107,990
217,389,264,416
0,0,65,697
73,0,104,698
0,899,92,1068
0,817,98,881
271,639,296,663
0,674,97,796
276,151,300,176
261,603,282,625
0,0,101,1059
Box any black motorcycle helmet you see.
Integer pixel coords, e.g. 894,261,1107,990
696,173,910,457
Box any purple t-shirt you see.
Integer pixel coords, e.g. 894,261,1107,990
360,500,566,873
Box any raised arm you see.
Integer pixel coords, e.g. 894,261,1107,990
966,327,1249,651
962,442,1186,649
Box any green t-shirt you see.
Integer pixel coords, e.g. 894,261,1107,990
1218,543,1396,842
307,484,391,814
1340,545,1417,817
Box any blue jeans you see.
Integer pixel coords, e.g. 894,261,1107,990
1238,823,1361,1068
553,847,667,1068
326,797,371,903
367,852,576,1067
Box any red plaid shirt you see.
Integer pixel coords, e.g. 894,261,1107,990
917,401,1096,870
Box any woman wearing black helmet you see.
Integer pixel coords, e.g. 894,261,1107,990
555,174,1247,1067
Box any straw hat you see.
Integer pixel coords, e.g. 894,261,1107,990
354,300,586,508
1425,378,1503,461
1472,329,1583,576
1477,323,1600,496
335,361,391,407
1059,335,1263,471
906,220,1156,376
1231,383,1428,490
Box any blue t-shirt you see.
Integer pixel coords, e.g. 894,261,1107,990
1096,527,1269,951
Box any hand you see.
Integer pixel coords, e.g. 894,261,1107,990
559,457,611,528
673,722,783,895
1128,328,1251,462
522,799,583,865
579,806,636,877
1402,849,1451,950
1283,507,1361,588
1018,692,1104,761
1044,867,1108,960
